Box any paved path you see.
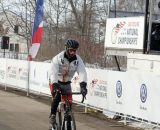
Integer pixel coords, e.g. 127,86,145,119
0,89,139,130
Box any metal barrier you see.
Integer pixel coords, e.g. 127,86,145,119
0,52,28,60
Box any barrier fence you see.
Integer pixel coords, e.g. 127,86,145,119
0,58,160,128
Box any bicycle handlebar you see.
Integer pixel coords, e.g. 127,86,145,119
60,92,86,103
71,92,86,103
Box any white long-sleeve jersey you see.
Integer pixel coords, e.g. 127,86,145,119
49,51,87,84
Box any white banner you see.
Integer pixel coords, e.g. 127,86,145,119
5,59,28,90
87,68,108,109
0,58,6,84
105,16,144,50
106,71,127,114
29,61,43,93
127,53,160,76
1,58,160,124
106,71,160,123
125,72,160,123
6,59,20,87
37,62,51,95
16,60,28,89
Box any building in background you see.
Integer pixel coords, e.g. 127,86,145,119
0,10,28,59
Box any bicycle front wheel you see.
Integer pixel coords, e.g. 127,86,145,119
70,112,76,130
63,112,76,130
56,111,62,130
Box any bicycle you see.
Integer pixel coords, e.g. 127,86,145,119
51,91,85,130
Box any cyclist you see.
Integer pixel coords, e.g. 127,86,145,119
49,39,87,129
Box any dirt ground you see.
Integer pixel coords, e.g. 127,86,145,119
0,86,142,130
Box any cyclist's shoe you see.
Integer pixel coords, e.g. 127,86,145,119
49,114,56,130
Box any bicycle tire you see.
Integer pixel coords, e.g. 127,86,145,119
62,112,76,130
67,115,71,130
56,111,61,130
62,116,70,130
59,105,65,130
70,112,76,130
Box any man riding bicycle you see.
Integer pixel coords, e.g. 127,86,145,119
49,39,87,130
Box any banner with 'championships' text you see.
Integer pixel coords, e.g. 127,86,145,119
105,16,144,50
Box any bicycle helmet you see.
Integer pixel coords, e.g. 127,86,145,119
65,39,79,49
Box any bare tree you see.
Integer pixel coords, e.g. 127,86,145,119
0,0,112,66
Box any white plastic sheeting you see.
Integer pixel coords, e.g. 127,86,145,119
1,58,160,124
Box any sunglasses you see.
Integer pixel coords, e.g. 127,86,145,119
68,48,77,52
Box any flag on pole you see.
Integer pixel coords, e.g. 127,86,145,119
29,0,44,59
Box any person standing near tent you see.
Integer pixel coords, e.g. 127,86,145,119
49,39,88,129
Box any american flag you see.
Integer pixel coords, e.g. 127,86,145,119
29,0,44,60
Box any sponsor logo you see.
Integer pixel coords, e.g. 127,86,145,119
89,79,98,96
74,61,79,66
140,84,147,103
116,80,122,98
111,21,126,44
0,70,5,79
150,61,154,70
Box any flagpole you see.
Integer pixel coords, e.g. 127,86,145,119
25,0,30,96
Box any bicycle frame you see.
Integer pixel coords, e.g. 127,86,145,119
55,92,82,130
